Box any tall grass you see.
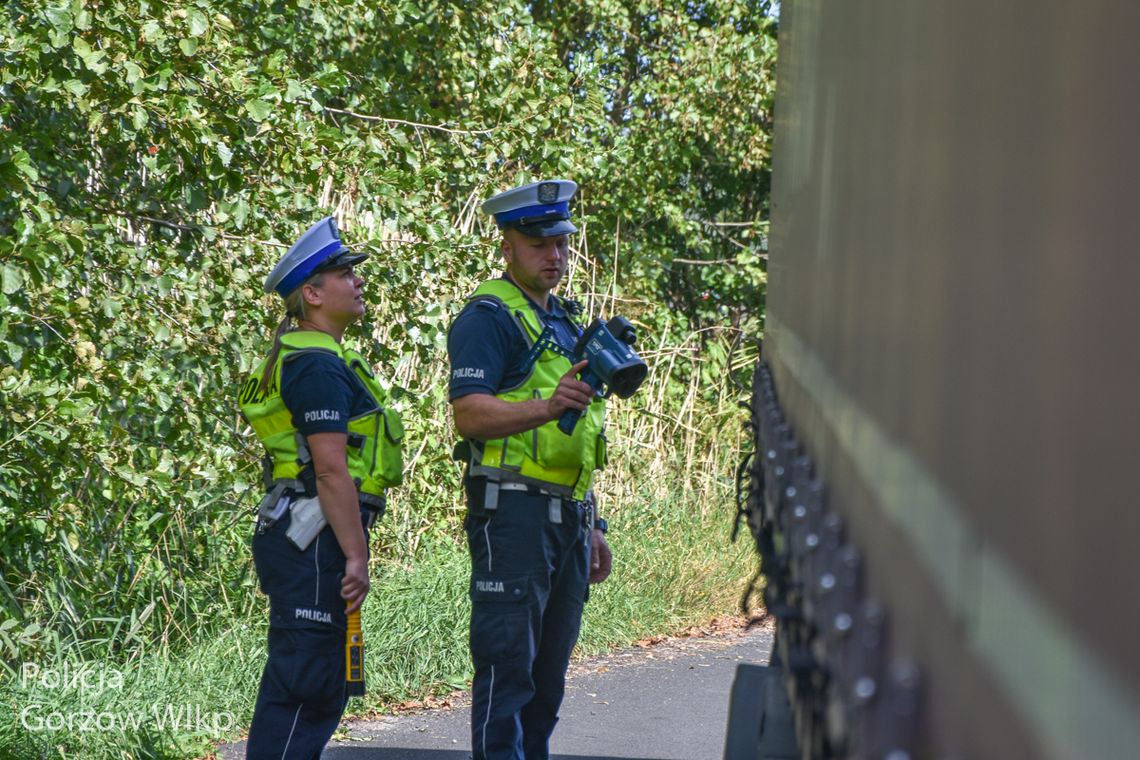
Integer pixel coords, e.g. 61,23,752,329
0,475,751,760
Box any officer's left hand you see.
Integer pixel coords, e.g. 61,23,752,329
341,556,371,613
589,530,612,584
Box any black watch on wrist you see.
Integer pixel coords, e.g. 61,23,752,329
593,517,608,534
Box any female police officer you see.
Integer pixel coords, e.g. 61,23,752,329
238,216,403,759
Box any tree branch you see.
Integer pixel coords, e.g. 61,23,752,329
673,257,739,265
131,214,289,248
303,102,496,135
701,220,759,227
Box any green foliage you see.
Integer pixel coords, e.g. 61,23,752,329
0,0,774,750
533,0,776,328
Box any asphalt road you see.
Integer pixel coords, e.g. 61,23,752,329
218,620,774,760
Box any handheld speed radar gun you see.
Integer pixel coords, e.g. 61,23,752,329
559,316,648,435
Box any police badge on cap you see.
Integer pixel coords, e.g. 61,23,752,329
482,179,578,238
263,216,369,297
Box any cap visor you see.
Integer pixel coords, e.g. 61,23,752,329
513,220,578,238
312,251,369,273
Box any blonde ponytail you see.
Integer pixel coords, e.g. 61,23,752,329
256,273,324,395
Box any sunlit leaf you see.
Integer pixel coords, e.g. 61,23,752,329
244,98,272,122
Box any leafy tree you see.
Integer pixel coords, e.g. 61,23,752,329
0,0,774,666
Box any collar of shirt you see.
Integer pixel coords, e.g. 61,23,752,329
499,273,567,319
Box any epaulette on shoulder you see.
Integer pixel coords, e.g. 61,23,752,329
469,298,502,312
282,346,340,363
460,293,506,314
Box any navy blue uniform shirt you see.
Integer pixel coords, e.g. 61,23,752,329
448,277,581,401
281,349,376,436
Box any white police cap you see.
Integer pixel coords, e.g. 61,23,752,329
263,216,368,296
481,179,578,237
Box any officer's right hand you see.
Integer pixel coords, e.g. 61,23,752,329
341,555,370,613
546,360,593,419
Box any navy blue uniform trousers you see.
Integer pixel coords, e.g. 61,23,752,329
466,488,591,760
246,513,353,760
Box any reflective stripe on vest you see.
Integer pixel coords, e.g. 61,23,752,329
238,331,404,498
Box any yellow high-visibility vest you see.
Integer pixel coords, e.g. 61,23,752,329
239,331,404,500
458,280,606,500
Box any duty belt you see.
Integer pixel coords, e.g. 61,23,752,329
359,491,386,530
255,482,386,532
454,441,576,524
483,481,577,524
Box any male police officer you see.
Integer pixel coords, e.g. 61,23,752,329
448,179,613,760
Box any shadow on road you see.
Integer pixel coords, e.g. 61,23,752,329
326,749,671,760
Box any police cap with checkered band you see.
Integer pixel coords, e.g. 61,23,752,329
481,180,578,238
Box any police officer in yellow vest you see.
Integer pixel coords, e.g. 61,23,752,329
448,180,613,760
238,216,403,759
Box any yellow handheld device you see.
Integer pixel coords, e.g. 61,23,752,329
346,608,365,697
